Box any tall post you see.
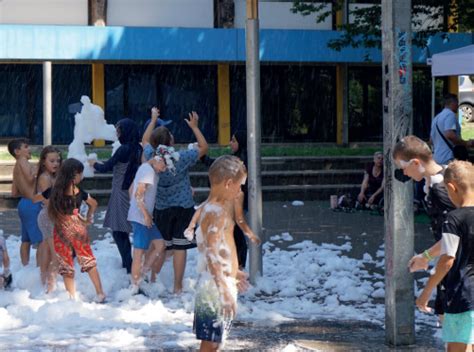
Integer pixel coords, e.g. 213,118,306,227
382,0,415,346
246,0,263,284
336,0,349,145
43,61,52,146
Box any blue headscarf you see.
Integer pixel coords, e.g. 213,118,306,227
116,118,143,190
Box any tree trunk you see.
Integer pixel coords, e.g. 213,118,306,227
88,0,107,26
215,0,234,28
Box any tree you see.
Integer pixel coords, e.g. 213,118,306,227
88,0,107,26
292,0,474,53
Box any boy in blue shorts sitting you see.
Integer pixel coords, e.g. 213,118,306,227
127,154,166,294
8,139,44,266
416,160,474,351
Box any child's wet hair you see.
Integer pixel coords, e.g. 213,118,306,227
150,126,172,148
392,135,432,162
7,138,29,157
444,160,474,192
208,155,247,185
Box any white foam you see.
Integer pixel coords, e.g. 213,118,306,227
0,229,441,349
67,96,118,177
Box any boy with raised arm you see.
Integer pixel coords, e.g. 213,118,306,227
192,155,250,352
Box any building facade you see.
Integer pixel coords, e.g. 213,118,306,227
0,0,471,145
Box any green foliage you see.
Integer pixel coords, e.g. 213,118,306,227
292,0,474,55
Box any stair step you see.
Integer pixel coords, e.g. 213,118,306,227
0,183,361,209
0,156,373,177
0,169,365,191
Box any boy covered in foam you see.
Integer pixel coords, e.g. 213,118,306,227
192,155,251,351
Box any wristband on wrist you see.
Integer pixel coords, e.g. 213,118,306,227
422,249,433,261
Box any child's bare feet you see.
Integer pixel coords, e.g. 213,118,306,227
173,285,183,295
45,272,56,293
95,293,106,303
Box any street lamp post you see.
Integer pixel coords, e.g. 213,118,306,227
245,0,263,284
382,0,415,346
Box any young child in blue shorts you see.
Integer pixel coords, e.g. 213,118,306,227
416,160,474,351
127,154,166,294
8,138,45,266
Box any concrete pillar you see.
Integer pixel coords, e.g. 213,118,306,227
43,61,52,146
217,64,231,146
381,0,415,346
92,63,106,147
246,0,263,284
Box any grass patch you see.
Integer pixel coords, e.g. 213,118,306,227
0,145,380,161
462,121,474,140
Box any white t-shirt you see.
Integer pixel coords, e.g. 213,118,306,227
127,163,158,225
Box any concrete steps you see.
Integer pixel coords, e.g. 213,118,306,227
0,155,371,208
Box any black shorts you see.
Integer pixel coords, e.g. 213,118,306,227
154,207,197,250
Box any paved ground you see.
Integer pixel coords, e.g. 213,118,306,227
0,201,443,351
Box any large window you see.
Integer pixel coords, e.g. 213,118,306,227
0,64,90,145
348,66,382,142
230,64,337,142
52,64,91,144
105,64,218,143
348,65,439,142
0,64,42,143
413,67,434,139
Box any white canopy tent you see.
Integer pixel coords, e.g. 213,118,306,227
430,44,474,118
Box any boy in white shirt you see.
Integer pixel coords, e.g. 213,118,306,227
127,156,166,293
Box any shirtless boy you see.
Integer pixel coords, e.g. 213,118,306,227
192,155,250,352
8,139,44,266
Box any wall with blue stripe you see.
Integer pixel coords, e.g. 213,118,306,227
0,24,472,63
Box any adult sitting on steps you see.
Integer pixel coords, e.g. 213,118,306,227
356,151,384,210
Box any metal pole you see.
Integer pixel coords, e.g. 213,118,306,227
43,61,52,146
246,0,263,284
341,0,349,145
382,0,415,346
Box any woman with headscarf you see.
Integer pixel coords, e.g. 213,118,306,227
89,118,143,274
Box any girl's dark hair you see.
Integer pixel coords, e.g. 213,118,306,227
48,158,84,224
232,130,247,166
150,126,172,148
36,146,62,191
